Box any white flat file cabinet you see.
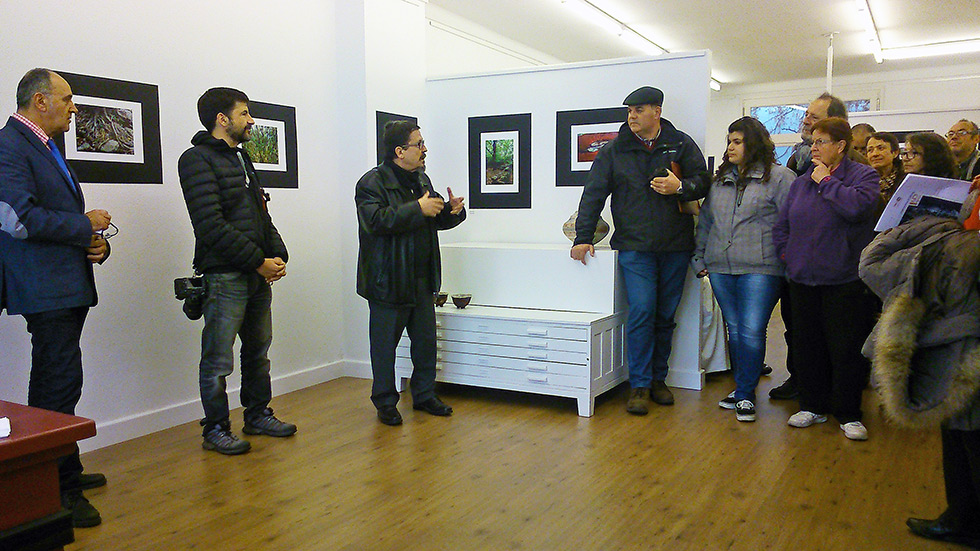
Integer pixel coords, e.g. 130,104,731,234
395,305,626,417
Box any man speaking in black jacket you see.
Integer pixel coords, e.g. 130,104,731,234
355,120,466,426
178,88,296,455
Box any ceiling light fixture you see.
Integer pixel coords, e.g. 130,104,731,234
854,0,883,64
559,0,723,90
881,38,980,60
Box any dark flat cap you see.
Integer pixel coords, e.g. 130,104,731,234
623,86,664,106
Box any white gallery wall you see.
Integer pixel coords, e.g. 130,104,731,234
423,52,712,245
0,0,350,450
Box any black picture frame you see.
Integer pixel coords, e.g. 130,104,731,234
54,71,162,184
376,111,418,165
468,113,531,209
244,101,299,189
555,106,625,187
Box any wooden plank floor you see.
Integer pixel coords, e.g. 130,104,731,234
71,316,956,551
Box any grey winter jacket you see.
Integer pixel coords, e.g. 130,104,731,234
860,215,980,430
691,164,794,276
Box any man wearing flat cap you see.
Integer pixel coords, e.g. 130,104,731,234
571,86,710,415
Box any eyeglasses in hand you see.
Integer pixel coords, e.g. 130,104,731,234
97,222,119,240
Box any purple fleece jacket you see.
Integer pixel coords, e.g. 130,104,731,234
772,156,880,286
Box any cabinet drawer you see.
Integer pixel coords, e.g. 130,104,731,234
437,328,589,353
398,339,587,365
434,315,589,341
492,368,588,390
410,349,588,377
394,357,490,379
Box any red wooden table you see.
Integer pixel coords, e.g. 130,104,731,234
0,401,96,551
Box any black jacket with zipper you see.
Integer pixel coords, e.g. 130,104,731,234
178,131,287,274
355,162,465,307
575,119,710,251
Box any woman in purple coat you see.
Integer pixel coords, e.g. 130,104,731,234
772,117,880,441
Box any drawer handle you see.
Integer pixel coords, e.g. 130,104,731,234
527,364,548,373
435,331,443,339
478,357,489,365
527,352,548,360
435,320,442,328
479,345,491,354
527,375,548,383
435,362,443,370
527,327,548,336
528,339,548,349
436,343,443,350
477,324,490,331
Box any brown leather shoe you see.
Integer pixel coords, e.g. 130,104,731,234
626,387,649,415
650,381,674,405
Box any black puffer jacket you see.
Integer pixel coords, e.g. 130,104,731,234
178,131,287,273
355,163,465,307
575,119,710,251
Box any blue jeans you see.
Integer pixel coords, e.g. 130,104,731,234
708,273,782,402
199,272,273,434
618,250,690,388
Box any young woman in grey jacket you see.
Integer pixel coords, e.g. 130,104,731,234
692,116,795,422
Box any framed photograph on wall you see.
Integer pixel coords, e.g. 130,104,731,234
243,101,298,189
468,113,531,209
54,71,162,184
556,106,625,187
376,111,418,165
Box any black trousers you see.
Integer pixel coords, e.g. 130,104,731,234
788,280,870,423
22,306,89,493
368,281,438,409
941,426,980,528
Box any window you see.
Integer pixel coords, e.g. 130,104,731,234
744,93,877,165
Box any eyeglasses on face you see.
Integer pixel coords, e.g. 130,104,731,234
900,150,921,160
400,139,425,150
946,129,978,139
811,138,840,147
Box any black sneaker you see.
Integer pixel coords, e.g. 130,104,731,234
243,408,297,437
735,400,756,422
202,426,251,455
62,490,101,528
718,391,737,409
768,378,799,400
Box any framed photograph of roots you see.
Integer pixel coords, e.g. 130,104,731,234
468,113,531,209
54,71,162,184
243,101,298,189
556,106,625,187
376,111,418,165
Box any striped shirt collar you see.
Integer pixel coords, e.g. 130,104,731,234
12,113,52,147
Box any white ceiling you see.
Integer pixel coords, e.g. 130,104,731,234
426,0,980,86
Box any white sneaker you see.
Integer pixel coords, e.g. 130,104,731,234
735,400,756,422
787,410,828,428
840,421,868,441
718,391,737,409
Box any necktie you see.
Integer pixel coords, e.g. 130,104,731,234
47,139,80,195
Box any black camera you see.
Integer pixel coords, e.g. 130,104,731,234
174,276,207,320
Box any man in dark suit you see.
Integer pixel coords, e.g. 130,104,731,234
0,68,113,528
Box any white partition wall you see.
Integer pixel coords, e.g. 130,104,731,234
423,52,711,245
421,53,712,390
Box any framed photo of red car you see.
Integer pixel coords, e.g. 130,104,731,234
53,71,162,184
556,106,625,187
468,113,531,209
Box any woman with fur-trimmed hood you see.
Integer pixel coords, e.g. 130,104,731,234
860,212,980,548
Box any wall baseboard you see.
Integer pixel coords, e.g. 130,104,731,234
80,360,370,452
